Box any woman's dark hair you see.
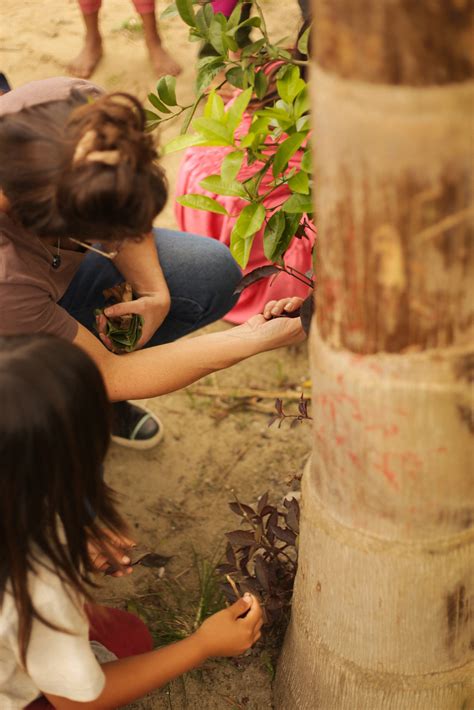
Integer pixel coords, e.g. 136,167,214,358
0,334,127,665
0,90,168,241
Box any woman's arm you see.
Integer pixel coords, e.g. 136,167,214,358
106,232,171,347
45,596,262,710
73,311,305,401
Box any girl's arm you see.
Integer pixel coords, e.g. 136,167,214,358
73,310,305,402
44,596,262,710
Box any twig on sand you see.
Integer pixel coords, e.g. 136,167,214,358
188,385,312,401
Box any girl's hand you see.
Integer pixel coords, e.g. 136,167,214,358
87,528,136,577
194,593,263,658
100,292,171,350
263,296,304,320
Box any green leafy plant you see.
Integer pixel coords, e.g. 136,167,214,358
147,1,313,279
95,282,143,353
218,492,300,639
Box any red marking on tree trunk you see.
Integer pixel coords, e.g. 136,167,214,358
373,452,399,488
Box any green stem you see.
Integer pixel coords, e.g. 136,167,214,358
253,0,270,45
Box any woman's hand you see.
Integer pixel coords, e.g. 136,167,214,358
262,296,304,320
99,292,171,351
194,593,263,658
228,300,306,354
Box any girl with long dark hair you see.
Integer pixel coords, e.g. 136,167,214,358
0,334,262,709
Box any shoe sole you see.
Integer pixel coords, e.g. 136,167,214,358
111,405,165,450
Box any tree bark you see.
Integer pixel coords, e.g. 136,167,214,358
275,1,474,707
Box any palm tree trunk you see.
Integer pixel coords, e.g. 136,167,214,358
275,1,474,707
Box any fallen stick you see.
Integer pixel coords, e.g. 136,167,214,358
188,385,312,400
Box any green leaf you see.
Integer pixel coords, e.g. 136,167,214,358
239,132,255,148
195,7,209,35
144,109,161,122
254,71,268,100
176,194,229,215
221,151,244,183
263,212,286,261
272,132,306,178
209,16,227,54
225,34,239,53
301,149,312,173
227,1,242,29
255,106,290,122
226,87,252,133
197,62,225,93
243,66,256,90
241,38,266,57
227,16,261,36
277,65,305,104
296,116,310,132
232,202,266,240
192,117,234,144
230,231,253,268
199,174,247,198
297,26,311,55
163,133,211,155
226,66,245,88
250,115,270,134
175,0,196,27
148,93,171,113
282,193,313,214
288,171,310,194
202,2,214,25
160,3,178,20
197,54,224,70
156,75,177,106
294,86,310,119
204,90,226,122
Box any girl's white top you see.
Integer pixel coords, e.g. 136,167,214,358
0,560,105,708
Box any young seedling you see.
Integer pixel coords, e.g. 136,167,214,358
95,282,144,353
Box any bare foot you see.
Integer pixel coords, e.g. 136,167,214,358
147,44,182,78
68,37,103,79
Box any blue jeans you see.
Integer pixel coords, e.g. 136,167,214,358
59,228,241,345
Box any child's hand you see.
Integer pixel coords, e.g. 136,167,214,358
87,528,135,577
194,593,263,658
263,296,304,320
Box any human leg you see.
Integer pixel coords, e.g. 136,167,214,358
68,2,103,79
58,228,241,344
134,2,181,77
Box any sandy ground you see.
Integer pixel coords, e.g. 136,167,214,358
1,2,309,707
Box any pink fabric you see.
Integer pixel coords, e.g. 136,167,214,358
78,0,155,15
25,605,153,709
175,113,315,324
211,0,239,16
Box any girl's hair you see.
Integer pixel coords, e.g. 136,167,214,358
0,90,167,241
0,334,127,665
